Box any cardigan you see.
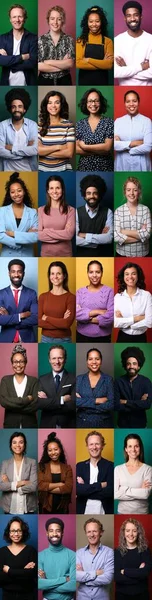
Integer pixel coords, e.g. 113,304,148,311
38,205,75,257
38,462,73,513
114,463,152,514
0,374,38,428
38,290,75,339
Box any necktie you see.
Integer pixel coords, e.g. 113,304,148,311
55,374,60,391
13,289,19,342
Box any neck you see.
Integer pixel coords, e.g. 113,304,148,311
129,373,138,382
89,114,100,120
14,373,25,382
127,458,140,466
51,199,60,209
126,542,137,549
12,118,24,128
126,285,137,296
90,456,100,466
11,541,24,549
13,27,24,38
50,116,60,125
50,30,61,41
14,453,23,462
51,285,64,295
127,200,138,210
89,542,100,554
89,283,102,291
127,27,142,38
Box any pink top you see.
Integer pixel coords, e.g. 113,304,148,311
38,205,76,257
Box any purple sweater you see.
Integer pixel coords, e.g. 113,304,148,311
76,285,114,337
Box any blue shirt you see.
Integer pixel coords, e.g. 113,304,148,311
76,544,114,600
76,372,114,427
0,117,38,171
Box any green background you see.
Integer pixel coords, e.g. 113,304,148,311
0,0,38,81
38,343,76,377
76,0,114,84
0,86,37,121
114,428,152,513
114,343,152,428
76,85,114,168
114,172,152,256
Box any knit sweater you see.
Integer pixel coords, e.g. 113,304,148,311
38,291,75,338
38,543,76,600
114,547,152,596
38,205,76,257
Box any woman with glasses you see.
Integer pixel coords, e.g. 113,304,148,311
76,88,113,171
0,516,37,600
0,432,37,514
0,344,38,428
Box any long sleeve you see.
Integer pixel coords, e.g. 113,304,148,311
38,206,75,243
14,210,38,245
97,288,114,328
0,377,38,413
76,289,90,322
38,292,75,331
129,119,152,155
114,60,142,80
76,37,113,70
114,464,152,500
76,374,114,411
76,461,113,499
38,464,73,494
131,292,152,329
76,209,113,246
114,294,134,329
114,210,127,244
76,546,114,585
18,460,37,493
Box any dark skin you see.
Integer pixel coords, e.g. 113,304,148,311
0,265,31,320
116,7,149,71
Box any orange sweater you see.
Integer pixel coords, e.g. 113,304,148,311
76,33,113,70
38,290,75,338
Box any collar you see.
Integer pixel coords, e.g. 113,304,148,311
48,543,64,552
8,117,28,128
85,203,99,215
53,370,64,379
85,543,102,551
123,287,140,297
10,284,23,292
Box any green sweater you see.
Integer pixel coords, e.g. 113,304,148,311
38,543,76,600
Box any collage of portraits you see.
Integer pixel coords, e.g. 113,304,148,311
0,0,152,599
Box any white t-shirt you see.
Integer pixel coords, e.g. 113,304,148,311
9,35,26,86
10,458,27,514
7,127,31,171
114,30,152,85
85,463,105,515
13,374,27,397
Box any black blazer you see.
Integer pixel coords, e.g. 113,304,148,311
38,369,76,428
76,457,114,514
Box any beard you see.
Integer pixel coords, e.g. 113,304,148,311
10,276,23,288
126,367,139,377
127,20,141,32
11,111,25,121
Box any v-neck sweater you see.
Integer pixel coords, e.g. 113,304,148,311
0,544,37,594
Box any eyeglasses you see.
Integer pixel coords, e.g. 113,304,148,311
87,100,100,104
12,361,25,365
10,529,22,534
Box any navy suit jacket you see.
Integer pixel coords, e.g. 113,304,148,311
0,29,37,85
76,457,114,514
0,285,38,342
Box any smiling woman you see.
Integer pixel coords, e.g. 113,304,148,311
114,90,152,171
115,518,152,600
114,433,152,514
0,516,37,600
114,261,152,342
0,172,38,257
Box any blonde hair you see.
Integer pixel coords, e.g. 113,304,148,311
123,176,142,200
47,5,66,25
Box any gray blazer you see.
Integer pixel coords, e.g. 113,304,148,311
0,456,37,513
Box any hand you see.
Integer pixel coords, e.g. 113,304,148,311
3,566,10,573
114,135,121,141
0,307,8,315
77,476,84,484
63,53,70,59
38,391,48,398
139,562,145,568
63,394,71,402
1,474,9,482
141,393,148,400
141,59,149,70
120,399,127,404
78,232,86,238
76,564,83,571
20,311,31,319
115,310,123,317
121,569,124,575
90,317,98,323
24,562,35,569
142,480,151,489
5,231,14,237
96,397,108,404
42,314,47,320
141,224,147,230
22,53,30,60
76,393,81,398
96,568,104,575
101,481,107,488
134,314,145,322
63,309,71,319
27,140,34,146
27,395,33,401
78,140,87,150
5,144,12,150
102,226,109,233
0,48,7,55
28,228,38,232
104,53,113,59
116,56,126,66
38,569,46,578
66,576,70,581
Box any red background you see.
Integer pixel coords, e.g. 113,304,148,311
114,257,152,342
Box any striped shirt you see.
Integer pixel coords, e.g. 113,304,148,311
38,119,75,171
114,203,151,256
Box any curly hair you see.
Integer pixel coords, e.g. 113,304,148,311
4,517,30,542
117,262,146,293
122,1,142,16
124,89,140,103
39,91,69,137
9,3,27,19
124,433,145,462
121,346,145,370
84,518,104,533
80,174,107,200
78,88,108,116
118,518,148,555
39,432,67,472
9,431,27,455
48,261,69,292
5,88,31,112
3,172,33,208
47,5,66,25
123,176,142,200
77,6,108,45
11,343,27,364
87,260,103,273
44,176,68,215
85,430,105,447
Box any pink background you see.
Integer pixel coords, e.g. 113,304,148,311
38,514,76,600
0,343,38,428
114,0,152,35
38,0,76,83
38,429,76,513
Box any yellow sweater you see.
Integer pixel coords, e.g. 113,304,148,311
76,32,113,70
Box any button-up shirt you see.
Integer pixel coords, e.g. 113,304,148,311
114,203,151,257
76,205,113,247
0,117,38,171
114,113,152,172
76,544,114,600
114,288,152,335
38,31,75,84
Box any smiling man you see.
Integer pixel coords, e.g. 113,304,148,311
38,518,76,600
114,1,152,85
76,175,113,257
0,259,38,342
0,3,37,85
76,518,114,600
38,345,76,428
76,430,113,514
0,88,38,171
114,346,152,428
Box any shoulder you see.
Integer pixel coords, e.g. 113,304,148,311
142,30,152,41
68,205,75,215
77,286,87,294
76,119,86,127
104,36,113,44
39,291,50,300
77,459,88,468
139,113,151,125
101,285,113,295
24,30,37,40
99,457,113,468
22,285,37,296
101,544,114,556
26,375,38,384
66,291,75,300
38,206,45,214
1,375,13,384
39,372,51,382
114,32,127,43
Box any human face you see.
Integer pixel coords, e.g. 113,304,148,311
49,266,65,288
11,100,26,121
49,348,65,372
124,522,138,547
47,523,63,546
125,182,139,205
126,356,140,378
124,7,141,32
88,13,101,35
87,263,103,287
85,186,99,210
87,350,102,374
12,353,26,376
9,8,25,31
85,522,102,546
9,264,24,288
123,266,138,289
87,435,103,460
47,442,61,462
87,92,101,115
47,181,62,204
49,10,63,34
47,95,61,118
124,93,139,116
9,521,23,544
10,183,25,206
125,438,140,460
11,436,25,456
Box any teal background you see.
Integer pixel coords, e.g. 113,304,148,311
0,86,38,121
114,173,152,255
114,428,152,513
76,0,114,84
0,0,38,81
76,85,114,167
114,343,152,428
38,343,76,377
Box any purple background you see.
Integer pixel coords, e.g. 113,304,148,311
114,0,152,36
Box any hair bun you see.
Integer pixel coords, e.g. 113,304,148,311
10,172,19,183
47,432,56,442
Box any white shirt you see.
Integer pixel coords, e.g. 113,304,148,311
114,30,152,85
53,370,65,405
8,127,31,171
76,206,113,247
13,374,27,397
114,463,152,514
85,463,105,515
10,458,27,514
9,35,26,86
114,288,152,334
114,113,152,172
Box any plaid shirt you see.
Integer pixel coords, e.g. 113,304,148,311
38,31,75,83
114,203,151,256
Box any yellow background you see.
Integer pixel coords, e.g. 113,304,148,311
76,257,114,340
76,428,114,462
38,257,76,342
0,172,38,257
